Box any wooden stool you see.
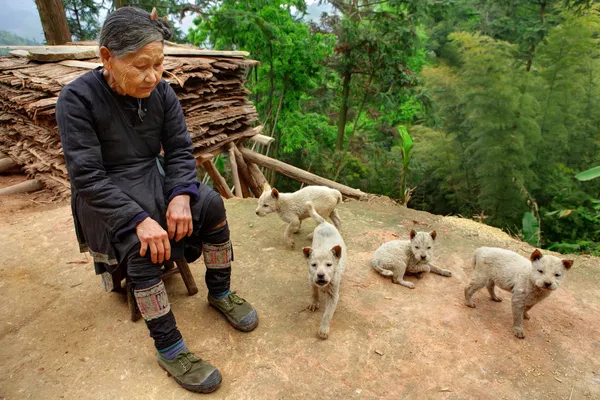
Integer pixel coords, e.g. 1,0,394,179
104,259,198,322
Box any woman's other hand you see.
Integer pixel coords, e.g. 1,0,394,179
136,217,171,263
166,194,193,242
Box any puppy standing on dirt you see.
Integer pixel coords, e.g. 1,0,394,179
371,230,452,289
465,247,574,339
255,184,342,249
303,201,346,339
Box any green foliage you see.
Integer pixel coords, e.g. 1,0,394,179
397,126,413,204
576,166,600,181
522,212,541,246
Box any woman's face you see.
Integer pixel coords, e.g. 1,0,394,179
100,41,165,98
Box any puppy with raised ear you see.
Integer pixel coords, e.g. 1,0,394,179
465,247,574,339
255,184,342,249
371,230,451,289
303,201,346,339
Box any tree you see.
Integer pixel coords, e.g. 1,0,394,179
63,0,102,41
189,0,335,167
34,0,72,45
319,0,428,151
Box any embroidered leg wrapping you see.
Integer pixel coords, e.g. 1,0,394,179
203,241,233,296
134,280,171,321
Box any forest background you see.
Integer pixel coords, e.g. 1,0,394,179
2,0,599,255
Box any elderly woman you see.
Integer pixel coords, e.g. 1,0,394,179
56,7,258,394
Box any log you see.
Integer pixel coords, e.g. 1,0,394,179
249,134,275,147
0,179,43,195
201,160,234,199
240,148,368,200
239,174,251,198
227,144,242,197
246,160,269,189
233,146,262,197
0,158,18,173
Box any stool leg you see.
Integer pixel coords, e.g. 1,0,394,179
176,260,198,296
126,277,141,322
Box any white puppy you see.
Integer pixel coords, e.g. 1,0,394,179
465,247,574,339
302,201,346,339
255,185,342,248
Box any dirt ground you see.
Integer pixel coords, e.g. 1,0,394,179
1,186,599,399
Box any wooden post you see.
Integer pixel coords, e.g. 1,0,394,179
247,160,269,189
240,148,367,200
239,175,251,198
227,144,243,197
233,146,262,197
201,160,234,199
34,0,72,45
0,179,43,195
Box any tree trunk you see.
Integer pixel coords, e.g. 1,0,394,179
114,0,127,9
336,70,352,151
34,0,72,45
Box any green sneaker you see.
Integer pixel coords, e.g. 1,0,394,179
157,350,222,393
208,291,259,332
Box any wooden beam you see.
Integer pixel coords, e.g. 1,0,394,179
227,144,242,197
201,160,234,199
233,146,262,197
0,179,43,195
249,134,275,147
239,148,367,200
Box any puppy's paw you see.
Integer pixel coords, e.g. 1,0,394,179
513,327,525,339
393,279,414,289
465,302,476,308
287,240,296,249
523,312,530,320
492,297,503,303
308,302,319,312
440,270,452,277
318,327,329,340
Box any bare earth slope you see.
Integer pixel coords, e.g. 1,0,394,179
0,193,599,399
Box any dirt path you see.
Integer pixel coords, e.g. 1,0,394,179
1,195,599,399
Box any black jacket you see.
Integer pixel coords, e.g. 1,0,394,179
56,69,199,273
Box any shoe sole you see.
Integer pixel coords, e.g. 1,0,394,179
158,361,222,394
209,303,259,332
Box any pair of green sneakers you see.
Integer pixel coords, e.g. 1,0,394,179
157,291,258,393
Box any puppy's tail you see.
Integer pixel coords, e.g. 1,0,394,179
371,259,394,276
335,190,343,205
305,201,326,225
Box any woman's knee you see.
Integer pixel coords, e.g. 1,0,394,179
125,243,164,285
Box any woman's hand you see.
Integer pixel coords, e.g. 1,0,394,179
166,194,193,242
136,217,171,264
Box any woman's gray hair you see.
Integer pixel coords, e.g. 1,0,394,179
99,7,172,57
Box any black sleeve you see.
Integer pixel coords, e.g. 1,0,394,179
160,83,200,199
56,86,146,234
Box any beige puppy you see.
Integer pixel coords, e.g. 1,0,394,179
465,247,574,339
255,184,342,248
371,230,451,289
303,201,346,339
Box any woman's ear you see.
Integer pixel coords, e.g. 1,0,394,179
99,46,113,70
